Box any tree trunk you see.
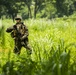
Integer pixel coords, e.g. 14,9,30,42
34,1,37,19
12,15,14,22
28,6,32,18
12,13,16,22
34,4,36,18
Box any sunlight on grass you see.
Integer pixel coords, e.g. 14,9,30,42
0,18,76,75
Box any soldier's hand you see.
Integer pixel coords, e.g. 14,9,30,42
20,37,24,41
21,35,27,40
13,37,16,40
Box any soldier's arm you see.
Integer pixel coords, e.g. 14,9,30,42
21,25,29,40
6,26,14,33
24,25,29,36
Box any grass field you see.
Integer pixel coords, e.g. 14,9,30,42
0,18,76,75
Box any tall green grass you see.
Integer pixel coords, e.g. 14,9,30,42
0,18,76,75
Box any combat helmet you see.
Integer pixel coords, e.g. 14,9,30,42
15,15,22,20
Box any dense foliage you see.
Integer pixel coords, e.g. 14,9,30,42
0,18,76,75
0,0,76,19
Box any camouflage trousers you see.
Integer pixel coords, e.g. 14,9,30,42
13,39,32,55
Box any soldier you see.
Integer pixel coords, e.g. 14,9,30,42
6,16,32,55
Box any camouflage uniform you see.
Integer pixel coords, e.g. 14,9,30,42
6,22,32,54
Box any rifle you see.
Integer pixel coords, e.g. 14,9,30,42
11,25,21,40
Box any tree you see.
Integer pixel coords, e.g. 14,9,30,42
53,0,74,17
0,0,76,19
0,0,25,21
5,0,24,21
21,0,32,18
34,0,45,18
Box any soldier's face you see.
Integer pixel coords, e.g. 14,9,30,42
16,19,21,23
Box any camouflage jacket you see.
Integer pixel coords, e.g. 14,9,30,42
6,22,29,41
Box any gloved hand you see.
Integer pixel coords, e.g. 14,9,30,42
20,35,27,40
21,41,25,46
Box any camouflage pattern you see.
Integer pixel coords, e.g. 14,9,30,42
6,22,32,54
